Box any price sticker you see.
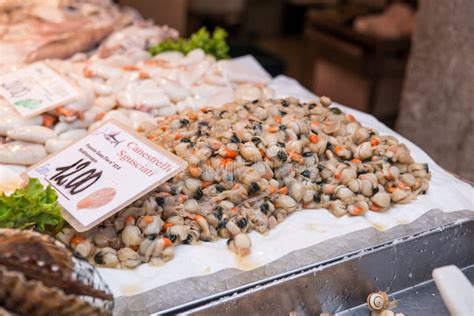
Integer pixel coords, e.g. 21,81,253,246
0,62,79,117
25,120,187,231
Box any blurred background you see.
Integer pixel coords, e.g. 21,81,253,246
119,0,416,127
118,0,474,181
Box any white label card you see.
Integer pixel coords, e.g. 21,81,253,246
0,62,79,117
26,120,187,232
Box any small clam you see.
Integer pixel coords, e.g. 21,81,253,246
56,227,75,245
334,146,351,159
328,200,348,217
73,239,94,258
161,246,175,262
390,188,412,203
240,168,261,186
383,165,400,180
322,184,336,195
303,189,317,203
286,140,303,153
274,195,297,212
408,163,430,178
348,201,369,216
143,197,159,214
121,225,142,246
228,233,252,256
184,199,200,213
195,215,211,239
118,247,141,268
265,145,280,159
347,179,360,193
94,247,119,268
288,180,305,202
352,127,371,144
225,221,241,236
139,237,168,261
93,226,117,247
340,167,357,184
168,224,189,241
354,142,373,160
239,143,262,162
167,216,184,225
137,215,163,235
371,192,391,209
183,178,201,196
320,96,331,107
334,185,354,201
400,173,416,187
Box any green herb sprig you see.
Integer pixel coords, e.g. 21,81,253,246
149,27,230,60
0,178,63,232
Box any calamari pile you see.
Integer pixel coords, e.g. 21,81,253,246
0,26,272,167
56,97,431,268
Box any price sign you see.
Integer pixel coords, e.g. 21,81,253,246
0,62,78,117
26,120,187,231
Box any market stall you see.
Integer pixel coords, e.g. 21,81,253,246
0,1,472,315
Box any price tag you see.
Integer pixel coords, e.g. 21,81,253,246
25,120,187,232
0,62,79,117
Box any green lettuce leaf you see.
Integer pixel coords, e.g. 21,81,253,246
0,178,63,232
149,27,230,59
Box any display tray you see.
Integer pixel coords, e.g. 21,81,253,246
165,217,474,315
112,210,473,315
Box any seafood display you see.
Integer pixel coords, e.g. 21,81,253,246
0,228,113,315
0,0,138,65
56,97,431,268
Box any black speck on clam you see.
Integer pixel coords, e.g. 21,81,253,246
277,151,288,161
249,182,260,194
237,218,247,228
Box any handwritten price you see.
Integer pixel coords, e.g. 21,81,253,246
50,159,102,195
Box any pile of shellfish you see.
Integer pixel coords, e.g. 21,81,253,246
57,97,431,268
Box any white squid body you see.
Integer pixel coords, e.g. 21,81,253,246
0,141,48,165
117,79,170,109
0,115,43,136
7,125,57,144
